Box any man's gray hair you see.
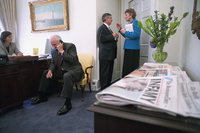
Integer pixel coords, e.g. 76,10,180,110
54,35,62,41
102,13,111,22
51,35,62,41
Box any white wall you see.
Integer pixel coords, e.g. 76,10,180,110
16,0,98,80
123,0,200,81
96,0,121,81
181,0,200,81
155,0,200,81
156,0,184,63
15,0,200,83
16,0,121,89
121,0,183,64
120,0,129,71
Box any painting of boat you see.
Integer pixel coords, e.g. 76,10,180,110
35,2,64,29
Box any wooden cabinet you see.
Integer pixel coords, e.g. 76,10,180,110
0,59,50,111
88,102,200,133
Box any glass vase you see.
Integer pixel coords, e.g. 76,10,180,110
152,45,168,63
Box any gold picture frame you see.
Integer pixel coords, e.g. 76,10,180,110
29,0,69,33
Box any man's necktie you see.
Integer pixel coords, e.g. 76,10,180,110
108,27,113,34
57,52,62,79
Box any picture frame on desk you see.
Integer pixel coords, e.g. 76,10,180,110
28,0,69,33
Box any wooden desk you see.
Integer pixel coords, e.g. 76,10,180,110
0,59,50,112
88,101,200,133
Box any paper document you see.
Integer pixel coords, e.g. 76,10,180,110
125,24,134,32
95,62,200,118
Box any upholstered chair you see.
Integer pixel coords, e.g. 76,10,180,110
58,53,94,101
75,53,93,101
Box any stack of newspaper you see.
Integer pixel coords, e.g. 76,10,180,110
96,63,200,118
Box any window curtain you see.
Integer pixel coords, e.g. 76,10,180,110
0,0,17,42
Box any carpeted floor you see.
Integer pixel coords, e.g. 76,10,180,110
0,89,99,133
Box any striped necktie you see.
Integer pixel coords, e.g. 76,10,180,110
108,27,113,34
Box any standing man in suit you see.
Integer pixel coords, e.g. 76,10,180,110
97,13,119,90
31,35,84,115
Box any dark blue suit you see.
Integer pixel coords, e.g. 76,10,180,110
97,24,117,89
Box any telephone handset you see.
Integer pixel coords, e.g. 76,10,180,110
60,40,63,43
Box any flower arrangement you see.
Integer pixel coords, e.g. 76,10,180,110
138,6,189,62
196,11,200,18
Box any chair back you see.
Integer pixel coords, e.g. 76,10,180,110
78,53,93,81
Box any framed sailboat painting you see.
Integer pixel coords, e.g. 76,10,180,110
29,0,69,33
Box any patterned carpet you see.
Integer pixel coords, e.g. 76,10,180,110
0,89,99,133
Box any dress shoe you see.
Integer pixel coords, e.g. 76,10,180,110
57,103,72,115
31,97,48,105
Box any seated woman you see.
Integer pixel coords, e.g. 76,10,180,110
0,31,23,57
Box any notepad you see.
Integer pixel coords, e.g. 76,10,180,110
125,23,134,32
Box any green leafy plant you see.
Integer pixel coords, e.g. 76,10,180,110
196,11,200,18
138,6,189,48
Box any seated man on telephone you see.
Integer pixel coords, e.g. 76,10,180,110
31,35,84,115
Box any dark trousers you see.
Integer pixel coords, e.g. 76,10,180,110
38,69,82,99
99,60,114,90
122,49,140,77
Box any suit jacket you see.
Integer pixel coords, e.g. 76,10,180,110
49,42,84,81
97,24,117,60
118,18,141,50
0,41,20,55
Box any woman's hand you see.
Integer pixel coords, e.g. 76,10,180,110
120,28,126,34
17,52,23,56
116,23,122,30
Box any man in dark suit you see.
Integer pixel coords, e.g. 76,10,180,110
97,13,119,90
31,35,84,115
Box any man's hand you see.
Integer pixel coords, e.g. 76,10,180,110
116,33,119,38
46,70,53,79
57,42,64,53
112,32,119,38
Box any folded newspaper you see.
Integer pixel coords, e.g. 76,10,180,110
96,63,200,118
